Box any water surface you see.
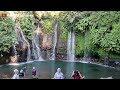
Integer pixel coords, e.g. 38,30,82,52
0,60,120,79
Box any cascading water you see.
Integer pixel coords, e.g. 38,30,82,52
67,30,71,60
71,30,75,61
1,53,3,57
8,12,31,61
67,28,75,61
16,23,31,61
50,23,58,60
32,26,43,60
13,45,17,56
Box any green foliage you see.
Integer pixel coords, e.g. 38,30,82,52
61,11,120,57
60,11,80,23
75,33,85,54
0,11,120,59
0,11,6,15
59,20,67,40
89,11,120,53
41,13,68,40
75,11,92,33
0,14,17,52
17,16,35,40
41,15,54,34
14,11,33,15
109,53,120,58
95,48,106,58
100,23,120,53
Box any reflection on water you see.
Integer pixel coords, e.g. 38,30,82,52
65,62,75,79
50,60,55,78
0,60,120,79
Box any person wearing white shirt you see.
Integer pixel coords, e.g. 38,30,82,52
53,68,64,79
11,69,19,79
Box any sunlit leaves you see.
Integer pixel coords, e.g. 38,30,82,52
17,15,35,40
0,14,17,52
41,17,54,33
90,12,120,53
61,11,120,55
100,23,120,53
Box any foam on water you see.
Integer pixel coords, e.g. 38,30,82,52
61,60,78,62
88,62,116,69
62,60,90,63
79,61,90,63
8,61,34,66
25,61,34,63
0,65,3,67
34,60,45,61
62,60,117,70
100,76,113,79
2,59,119,71
7,60,45,66
8,63,21,66
78,60,116,69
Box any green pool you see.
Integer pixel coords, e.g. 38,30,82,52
0,60,120,79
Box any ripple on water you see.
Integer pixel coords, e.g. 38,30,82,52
0,65,3,67
7,60,45,66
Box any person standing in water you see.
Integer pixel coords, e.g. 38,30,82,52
53,68,64,79
11,69,19,79
32,67,37,78
19,66,27,78
71,70,85,79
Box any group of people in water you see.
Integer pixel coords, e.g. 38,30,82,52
12,66,37,79
11,67,85,79
52,68,85,79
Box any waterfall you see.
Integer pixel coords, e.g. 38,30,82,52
67,30,71,60
32,26,43,60
50,23,58,60
13,45,17,56
1,53,3,57
67,28,75,61
8,11,31,61
71,30,75,61
16,23,31,61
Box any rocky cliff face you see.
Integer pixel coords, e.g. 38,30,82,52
40,23,67,60
41,33,52,60
0,23,67,64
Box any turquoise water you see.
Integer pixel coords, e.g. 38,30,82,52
0,60,120,79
